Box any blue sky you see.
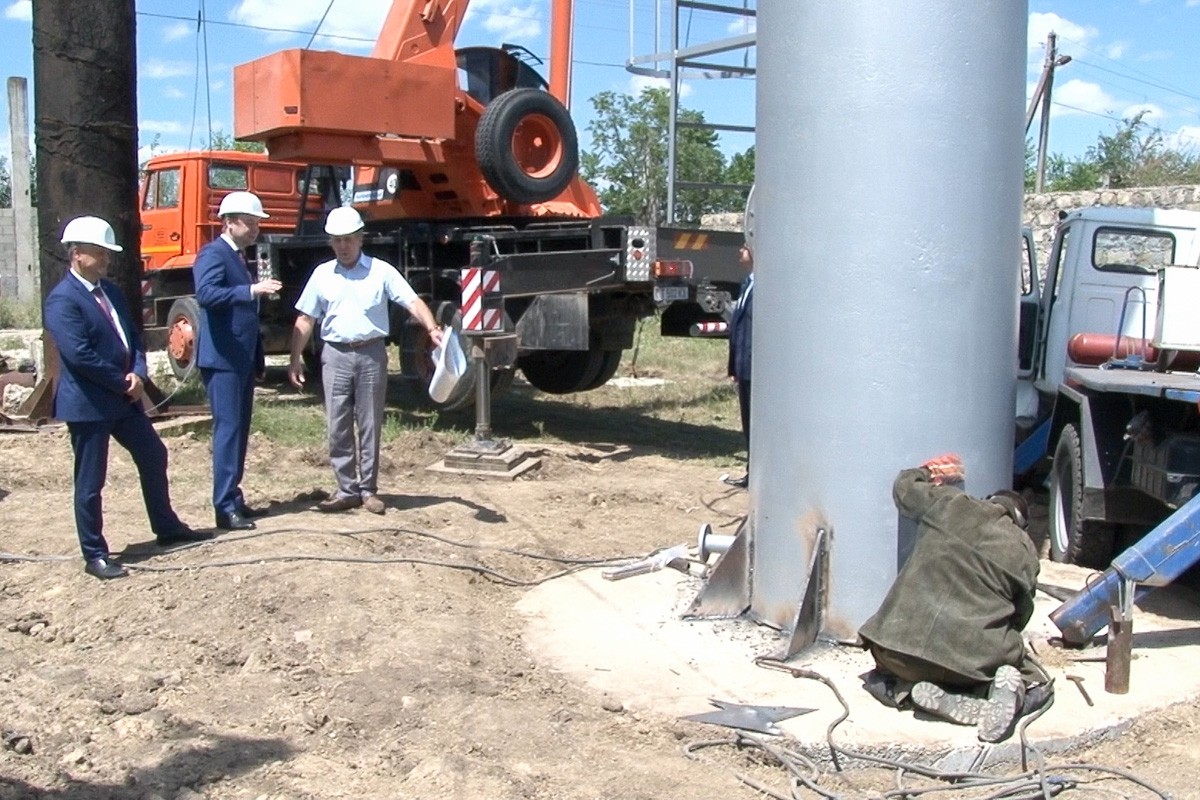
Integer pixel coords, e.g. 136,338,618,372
1,1,1199,172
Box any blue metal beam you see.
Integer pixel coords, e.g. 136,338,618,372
1050,493,1200,645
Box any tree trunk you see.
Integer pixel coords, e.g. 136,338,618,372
33,0,139,315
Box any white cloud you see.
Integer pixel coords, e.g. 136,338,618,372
142,59,193,80
163,87,185,100
1027,12,1096,52
628,74,692,99
229,0,390,49
1188,0,1200,7
1164,125,1200,152
1051,78,1118,117
725,16,755,36
140,120,186,135
163,22,193,43
1121,102,1163,123
1105,41,1128,60
464,0,542,42
3,1,30,22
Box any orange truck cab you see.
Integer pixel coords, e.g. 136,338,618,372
137,150,322,365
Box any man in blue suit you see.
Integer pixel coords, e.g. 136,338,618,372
193,191,282,531
46,216,209,580
724,242,754,489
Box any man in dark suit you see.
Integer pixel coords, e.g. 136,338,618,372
724,242,754,489
193,191,282,531
46,216,209,580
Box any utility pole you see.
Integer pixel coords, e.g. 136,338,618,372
6,77,35,302
32,0,140,311
21,0,140,419
1025,32,1071,193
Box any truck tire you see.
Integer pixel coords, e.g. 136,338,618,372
518,349,603,394
476,88,578,205
165,297,201,382
1049,423,1116,569
402,301,512,411
579,349,623,391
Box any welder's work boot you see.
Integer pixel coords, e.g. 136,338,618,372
977,665,1026,743
1021,681,1054,716
910,682,986,725
862,669,913,709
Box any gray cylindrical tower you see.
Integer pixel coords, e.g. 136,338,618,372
751,1,1028,639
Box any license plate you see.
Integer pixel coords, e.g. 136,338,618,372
654,285,689,303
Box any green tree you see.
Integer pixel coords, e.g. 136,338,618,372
580,86,732,225
0,155,10,208
1039,112,1200,192
209,129,266,154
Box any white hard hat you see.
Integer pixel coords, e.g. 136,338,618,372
61,216,123,252
218,191,270,219
325,206,365,236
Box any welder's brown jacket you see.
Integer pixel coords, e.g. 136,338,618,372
858,467,1040,685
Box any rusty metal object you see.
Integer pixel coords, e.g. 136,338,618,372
1066,673,1094,707
1105,604,1133,695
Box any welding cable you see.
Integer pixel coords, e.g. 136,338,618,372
752,657,1088,799
121,553,600,586
119,523,652,567
681,738,811,800
2,526,659,588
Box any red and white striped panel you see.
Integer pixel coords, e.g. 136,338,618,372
460,268,502,331
141,280,155,324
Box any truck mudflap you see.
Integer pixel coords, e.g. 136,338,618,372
1050,492,1200,646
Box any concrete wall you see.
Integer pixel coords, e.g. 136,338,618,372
0,207,39,300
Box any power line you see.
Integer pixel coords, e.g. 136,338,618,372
1054,33,1200,106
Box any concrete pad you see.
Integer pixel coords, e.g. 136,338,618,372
516,558,1200,767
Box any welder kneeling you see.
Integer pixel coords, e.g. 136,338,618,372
858,454,1053,743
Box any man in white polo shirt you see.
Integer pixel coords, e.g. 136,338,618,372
288,207,443,514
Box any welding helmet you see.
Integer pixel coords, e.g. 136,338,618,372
988,490,1029,529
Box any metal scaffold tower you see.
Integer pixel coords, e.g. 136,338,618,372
626,0,756,223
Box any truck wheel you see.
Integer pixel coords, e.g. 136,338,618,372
1049,423,1116,569
165,297,201,381
402,301,511,411
518,349,603,394
476,88,578,205
579,349,623,391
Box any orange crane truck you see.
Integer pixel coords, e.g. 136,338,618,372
173,0,654,407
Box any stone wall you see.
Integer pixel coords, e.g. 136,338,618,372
1022,184,1200,267
700,183,1200,267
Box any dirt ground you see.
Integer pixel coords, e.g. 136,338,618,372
2,372,1199,799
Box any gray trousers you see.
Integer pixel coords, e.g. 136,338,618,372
321,339,388,499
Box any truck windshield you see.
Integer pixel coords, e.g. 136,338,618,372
1092,227,1176,275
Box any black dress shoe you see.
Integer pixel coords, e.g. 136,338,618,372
156,525,215,546
237,503,269,519
84,558,128,580
722,474,749,489
216,510,256,531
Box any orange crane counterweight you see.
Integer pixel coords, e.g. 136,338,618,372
233,0,592,221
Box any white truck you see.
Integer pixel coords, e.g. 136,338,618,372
1014,207,1200,569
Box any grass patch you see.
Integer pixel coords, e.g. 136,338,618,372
0,298,41,329
188,317,743,465
251,402,329,447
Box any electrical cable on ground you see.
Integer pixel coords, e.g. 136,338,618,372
0,523,665,588
679,657,1172,800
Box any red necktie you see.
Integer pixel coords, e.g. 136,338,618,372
92,287,129,355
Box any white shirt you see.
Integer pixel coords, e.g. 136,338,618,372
71,270,130,351
294,254,420,343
